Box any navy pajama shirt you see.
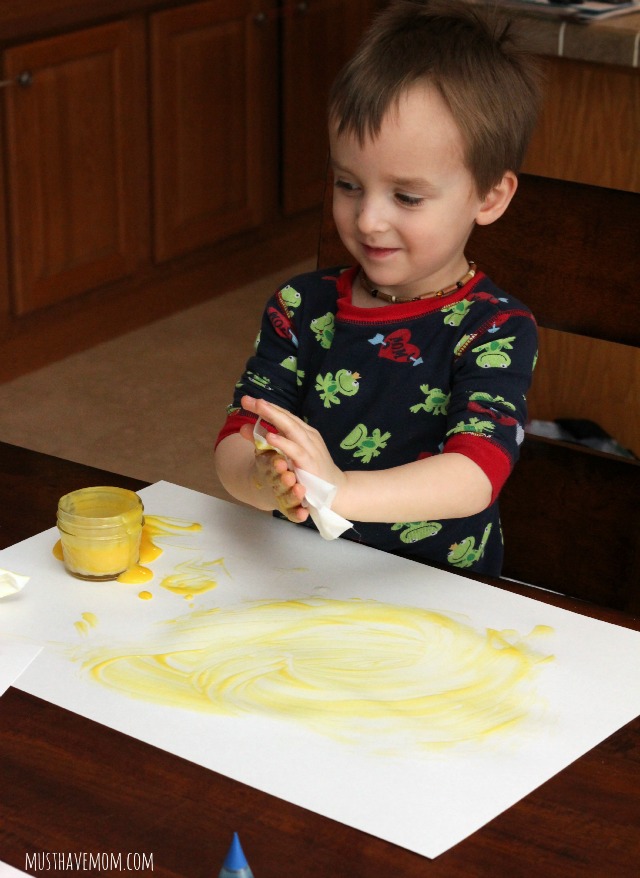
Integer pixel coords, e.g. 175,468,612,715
217,265,538,576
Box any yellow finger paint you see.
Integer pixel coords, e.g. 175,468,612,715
74,611,99,637
141,515,202,561
138,591,153,601
138,527,163,564
159,557,225,599
76,597,554,752
117,564,154,585
57,487,143,581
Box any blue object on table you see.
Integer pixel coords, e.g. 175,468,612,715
218,832,255,878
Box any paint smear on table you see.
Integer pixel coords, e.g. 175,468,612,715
73,598,553,751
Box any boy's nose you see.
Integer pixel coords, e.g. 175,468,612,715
355,197,389,235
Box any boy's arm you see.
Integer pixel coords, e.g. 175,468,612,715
238,396,492,523
337,453,491,522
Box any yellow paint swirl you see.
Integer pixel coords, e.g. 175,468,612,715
76,598,553,749
159,557,225,600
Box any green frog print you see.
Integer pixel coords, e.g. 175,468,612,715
310,312,335,350
472,337,516,368
391,521,443,544
340,423,391,464
315,369,361,408
244,370,272,391
280,356,305,386
468,392,516,411
441,298,472,327
410,384,450,416
446,417,495,438
279,284,302,314
448,523,492,568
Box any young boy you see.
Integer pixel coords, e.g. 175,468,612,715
214,0,541,576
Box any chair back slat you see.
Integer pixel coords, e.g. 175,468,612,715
468,174,640,347
500,437,640,612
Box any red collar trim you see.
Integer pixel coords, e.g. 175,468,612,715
335,265,486,323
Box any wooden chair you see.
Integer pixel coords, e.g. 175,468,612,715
317,171,640,612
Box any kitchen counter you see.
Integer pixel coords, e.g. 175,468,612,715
467,1,640,68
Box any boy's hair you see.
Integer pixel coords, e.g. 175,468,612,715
329,0,542,197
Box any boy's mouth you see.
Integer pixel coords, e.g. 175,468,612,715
362,243,400,259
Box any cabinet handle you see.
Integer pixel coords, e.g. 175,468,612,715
0,71,33,89
254,2,309,23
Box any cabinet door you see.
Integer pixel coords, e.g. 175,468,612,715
151,0,274,262
281,0,377,215
0,118,9,326
3,19,149,316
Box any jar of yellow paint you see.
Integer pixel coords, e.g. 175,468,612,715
57,487,143,581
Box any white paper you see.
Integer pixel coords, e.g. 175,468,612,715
0,634,42,697
2,482,640,860
0,862,32,878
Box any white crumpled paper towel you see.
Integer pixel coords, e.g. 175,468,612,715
0,568,29,599
253,419,352,540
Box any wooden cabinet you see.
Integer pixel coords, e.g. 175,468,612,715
3,3,275,312
150,0,277,262
0,121,8,325
0,0,378,378
281,0,377,215
151,0,379,252
3,18,149,316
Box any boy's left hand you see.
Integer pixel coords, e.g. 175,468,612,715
252,446,308,523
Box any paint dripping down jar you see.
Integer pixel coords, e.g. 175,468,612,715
57,486,144,581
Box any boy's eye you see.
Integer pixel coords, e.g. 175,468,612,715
395,192,424,207
334,179,359,194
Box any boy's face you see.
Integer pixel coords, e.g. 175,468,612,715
330,84,486,301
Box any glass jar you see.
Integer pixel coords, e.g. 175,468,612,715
57,486,144,581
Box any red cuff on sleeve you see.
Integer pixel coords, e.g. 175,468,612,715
443,435,512,504
215,411,278,448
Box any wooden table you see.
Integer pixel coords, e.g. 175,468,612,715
0,441,638,877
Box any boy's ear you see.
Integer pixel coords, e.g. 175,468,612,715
475,171,518,226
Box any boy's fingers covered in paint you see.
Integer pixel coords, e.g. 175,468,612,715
241,396,345,489
253,447,309,523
